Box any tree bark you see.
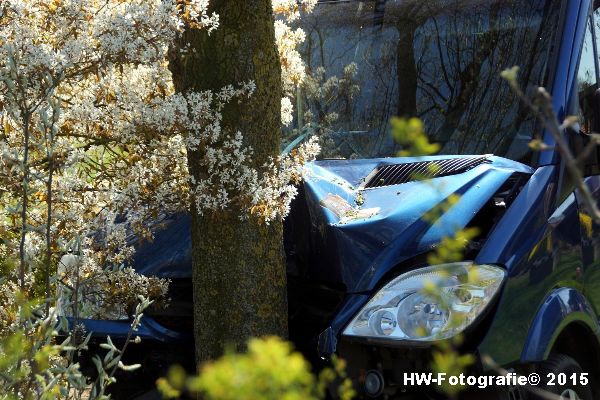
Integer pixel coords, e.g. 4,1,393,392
169,1,287,363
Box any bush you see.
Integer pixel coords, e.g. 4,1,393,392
157,336,355,400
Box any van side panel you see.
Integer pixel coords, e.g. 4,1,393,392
520,287,600,362
477,166,584,366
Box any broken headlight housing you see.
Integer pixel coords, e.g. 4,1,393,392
343,262,505,341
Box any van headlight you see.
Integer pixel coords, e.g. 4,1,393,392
343,262,505,341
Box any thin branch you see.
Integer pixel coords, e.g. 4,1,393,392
505,74,600,221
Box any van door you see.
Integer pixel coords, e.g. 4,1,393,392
573,7,600,314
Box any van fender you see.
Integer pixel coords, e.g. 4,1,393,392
521,287,600,362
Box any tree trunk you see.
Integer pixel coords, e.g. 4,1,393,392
169,1,287,363
395,19,418,119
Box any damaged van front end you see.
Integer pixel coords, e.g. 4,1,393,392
285,156,534,398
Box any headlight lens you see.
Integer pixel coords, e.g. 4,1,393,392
343,262,505,341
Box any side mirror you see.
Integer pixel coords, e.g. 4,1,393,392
566,125,587,155
566,126,600,176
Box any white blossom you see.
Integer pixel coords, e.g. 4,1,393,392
281,96,294,126
0,0,320,324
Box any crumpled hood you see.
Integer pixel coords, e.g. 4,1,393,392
294,155,533,293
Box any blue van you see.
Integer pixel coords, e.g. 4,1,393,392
75,0,600,399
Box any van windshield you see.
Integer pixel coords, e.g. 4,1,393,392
285,0,561,163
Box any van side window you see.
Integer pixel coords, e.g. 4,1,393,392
572,13,600,176
575,16,598,135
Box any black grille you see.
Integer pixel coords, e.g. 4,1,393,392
362,156,491,188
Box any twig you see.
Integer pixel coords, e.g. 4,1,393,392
502,68,600,222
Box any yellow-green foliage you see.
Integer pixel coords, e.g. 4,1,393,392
391,117,481,396
430,337,476,397
427,227,480,266
499,65,520,87
0,294,84,400
157,336,355,400
391,117,440,156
